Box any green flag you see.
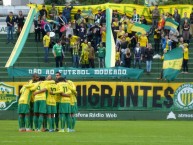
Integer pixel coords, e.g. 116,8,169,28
164,18,179,30
163,48,183,81
131,23,151,34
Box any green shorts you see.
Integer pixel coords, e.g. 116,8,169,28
18,104,29,114
71,105,76,114
47,105,57,114
59,103,71,113
56,102,60,114
34,100,47,114
74,102,78,113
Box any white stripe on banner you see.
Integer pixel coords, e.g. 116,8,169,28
105,8,115,68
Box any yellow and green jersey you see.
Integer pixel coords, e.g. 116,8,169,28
117,30,125,40
72,44,79,55
115,51,120,61
43,35,50,47
184,47,189,60
46,83,57,106
81,43,88,52
101,31,106,43
70,35,79,45
54,82,72,103
24,82,40,103
67,80,77,105
28,80,35,102
34,80,55,101
19,84,34,105
139,36,148,47
113,21,119,27
81,50,89,64
55,94,61,103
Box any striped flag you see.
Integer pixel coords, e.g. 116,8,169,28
131,23,151,34
163,47,183,81
164,18,179,30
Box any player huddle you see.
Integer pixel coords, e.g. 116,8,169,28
18,72,78,132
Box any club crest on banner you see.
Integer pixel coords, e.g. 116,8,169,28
0,82,17,110
174,83,193,110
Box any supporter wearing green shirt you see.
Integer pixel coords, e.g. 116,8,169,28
52,40,64,67
97,42,106,68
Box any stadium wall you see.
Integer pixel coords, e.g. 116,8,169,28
0,81,193,120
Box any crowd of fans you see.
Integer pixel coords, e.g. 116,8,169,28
5,3,193,74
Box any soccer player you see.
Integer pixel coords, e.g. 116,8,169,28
33,76,55,131
33,75,57,132
55,72,61,131
51,77,71,132
18,82,39,132
66,80,78,132
28,73,39,130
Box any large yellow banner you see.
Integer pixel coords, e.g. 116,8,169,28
0,81,188,97
28,3,193,22
0,81,183,96
1,81,193,110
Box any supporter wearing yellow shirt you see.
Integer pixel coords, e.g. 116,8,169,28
138,33,148,59
125,34,135,46
114,26,125,44
138,33,148,48
81,39,88,52
101,30,106,46
112,17,119,29
70,35,79,45
182,43,189,73
68,34,79,47
43,32,50,63
115,47,120,66
80,48,89,68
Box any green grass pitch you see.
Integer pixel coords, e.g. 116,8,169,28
0,120,192,145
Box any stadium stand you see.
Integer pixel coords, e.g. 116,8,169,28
1,2,193,82
0,32,193,82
